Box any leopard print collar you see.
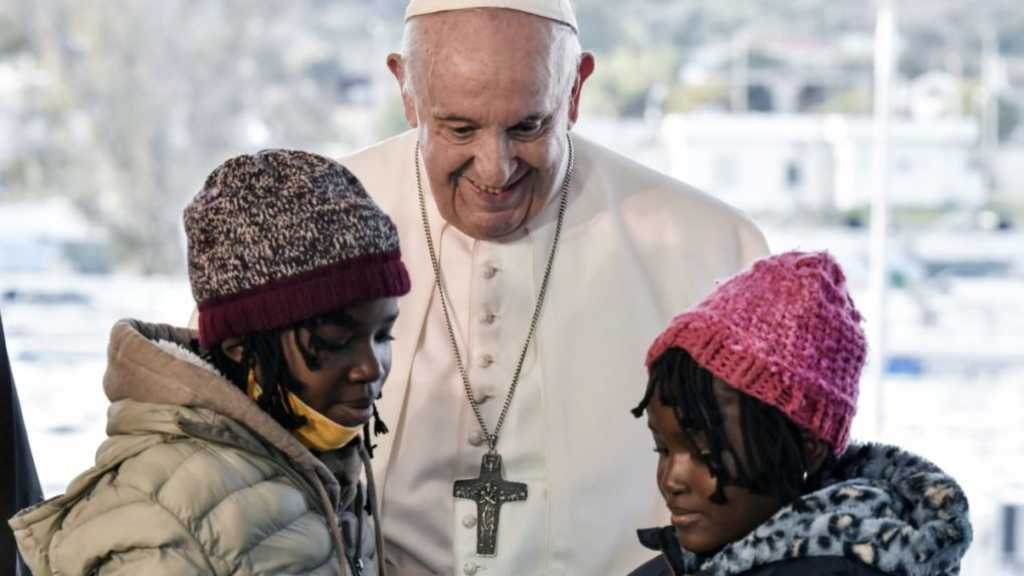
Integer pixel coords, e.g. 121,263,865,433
638,443,972,576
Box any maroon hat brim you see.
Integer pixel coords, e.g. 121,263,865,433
197,250,410,348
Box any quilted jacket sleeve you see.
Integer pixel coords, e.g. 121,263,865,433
44,443,222,575
95,547,211,575
40,433,340,575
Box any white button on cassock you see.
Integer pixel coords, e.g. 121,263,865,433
463,561,480,575
483,264,498,279
475,384,496,404
462,514,477,528
468,430,488,447
480,311,497,325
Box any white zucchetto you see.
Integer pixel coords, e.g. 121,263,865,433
404,0,578,32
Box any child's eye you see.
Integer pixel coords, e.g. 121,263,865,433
683,430,710,454
309,329,353,352
375,331,396,344
316,337,351,352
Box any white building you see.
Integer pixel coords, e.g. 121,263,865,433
661,113,987,214
902,71,964,121
993,145,1024,203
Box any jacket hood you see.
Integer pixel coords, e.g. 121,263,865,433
102,319,346,504
10,319,360,575
639,442,972,576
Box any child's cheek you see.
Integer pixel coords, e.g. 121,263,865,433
656,456,671,497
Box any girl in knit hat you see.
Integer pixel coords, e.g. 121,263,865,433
629,251,972,576
9,150,410,576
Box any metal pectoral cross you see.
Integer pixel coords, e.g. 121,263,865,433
453,452,528,556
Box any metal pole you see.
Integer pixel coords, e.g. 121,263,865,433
865,0,895,441
980,20,1001,201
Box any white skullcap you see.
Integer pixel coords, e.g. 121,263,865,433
404,0,578,32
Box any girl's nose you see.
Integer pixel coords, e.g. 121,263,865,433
348,340,383,383
660,452,702,495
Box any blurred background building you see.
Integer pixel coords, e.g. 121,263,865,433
1,1,1022,573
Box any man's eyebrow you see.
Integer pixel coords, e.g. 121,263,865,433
433,113,550,124
515,114,547,124
433,113,477,123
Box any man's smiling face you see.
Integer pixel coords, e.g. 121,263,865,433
392,9,592,240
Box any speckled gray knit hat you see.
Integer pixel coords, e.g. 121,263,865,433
184,149,410,348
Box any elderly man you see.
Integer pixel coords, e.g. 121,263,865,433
342,1,768,574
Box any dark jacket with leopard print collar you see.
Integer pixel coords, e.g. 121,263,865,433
628,443,972,576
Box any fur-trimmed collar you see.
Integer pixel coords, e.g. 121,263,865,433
102,319,347,507
638,443,972,576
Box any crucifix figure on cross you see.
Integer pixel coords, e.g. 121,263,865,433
453,452,528,556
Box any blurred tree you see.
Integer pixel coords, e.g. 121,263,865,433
998,97,1021,142
0,10,26,53
10,0,383,274
3,0,1024,271
585,45,679,117
814,88,873,114
664,82,729,113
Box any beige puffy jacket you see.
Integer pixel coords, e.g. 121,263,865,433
9,320,383,576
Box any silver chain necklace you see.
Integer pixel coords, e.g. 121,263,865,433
416,135,574,557
415,134,573,453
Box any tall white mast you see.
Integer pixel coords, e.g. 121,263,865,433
864,0,896,440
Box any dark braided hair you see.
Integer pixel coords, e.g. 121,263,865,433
204,327,306,430
200,312,389,456
632,347,832,506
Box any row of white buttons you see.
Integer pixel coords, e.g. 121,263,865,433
462,264,497,576
468,430,487,447
463,512,480,574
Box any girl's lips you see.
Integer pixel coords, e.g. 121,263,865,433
343,397,374,410
332,402,374,426
670,509,704,529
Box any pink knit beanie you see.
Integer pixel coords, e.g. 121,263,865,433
646,251,866,454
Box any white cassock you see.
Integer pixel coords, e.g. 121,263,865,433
342,130,768,576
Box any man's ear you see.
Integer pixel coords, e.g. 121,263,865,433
387,53,419,128
220,338,245,363
802,436,830,476
567,52,596,128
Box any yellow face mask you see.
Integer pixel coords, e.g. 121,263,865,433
248,371,361,452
